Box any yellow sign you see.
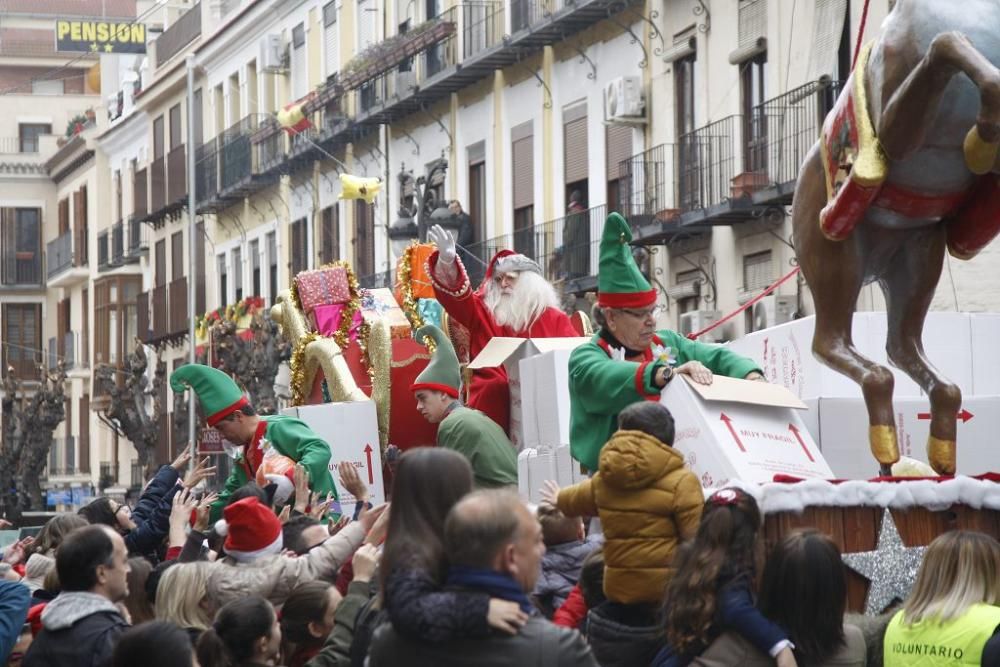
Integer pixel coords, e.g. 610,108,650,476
55,20,146,54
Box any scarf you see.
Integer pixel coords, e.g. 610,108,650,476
446,565,535,614
599,328,646,359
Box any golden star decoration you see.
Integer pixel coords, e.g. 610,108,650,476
104,44,113,52
90,43,99,52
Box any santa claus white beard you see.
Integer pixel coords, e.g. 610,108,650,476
483,271,561,334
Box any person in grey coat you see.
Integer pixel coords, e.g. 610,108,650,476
532,504,601,616
368,489,599,667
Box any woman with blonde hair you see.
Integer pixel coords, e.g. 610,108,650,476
883,530,1000,667
154,561,215,645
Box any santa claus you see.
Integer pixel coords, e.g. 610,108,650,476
427,224,577,434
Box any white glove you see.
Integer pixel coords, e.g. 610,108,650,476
264,474,295,507
428,224,456,264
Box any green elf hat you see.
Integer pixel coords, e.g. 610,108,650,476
170,364,249,427
597,212,657,308
411,325,461,398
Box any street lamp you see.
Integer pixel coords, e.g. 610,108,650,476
389,157,454,259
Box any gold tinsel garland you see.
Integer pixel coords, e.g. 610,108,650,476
289,330,323,406
396,242,435,351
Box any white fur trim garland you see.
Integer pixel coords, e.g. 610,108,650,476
712,476,1000,514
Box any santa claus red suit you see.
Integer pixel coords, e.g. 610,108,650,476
427,238,576,435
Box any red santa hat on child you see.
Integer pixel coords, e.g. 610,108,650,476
214,497,284,562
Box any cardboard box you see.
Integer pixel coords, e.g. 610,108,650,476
469,336,591,449
814,396,999,479
663,375,833,487
517,449,534,502
519,348,578,451
281,401,385,519
726,316,868,400
970,313,1000,394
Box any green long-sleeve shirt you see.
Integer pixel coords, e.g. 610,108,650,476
437,405,518,489
210,414,339,522
568,329,761,472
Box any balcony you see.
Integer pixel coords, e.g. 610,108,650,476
168,276,188,338
195,139,224,212
464,203,611,294
46,230,89,287
126,216,149,258
150,156,166,213
167,144,187,204
152,284,168,341
1,250,42,286
99,460,117,488
155,1,201,67
111,221,125,264
197,115,281,205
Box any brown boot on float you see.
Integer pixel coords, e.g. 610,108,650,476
927,436,957,476
869,425,901,473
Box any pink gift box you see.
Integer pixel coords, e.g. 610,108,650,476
295,267,351,314
312,303,363,343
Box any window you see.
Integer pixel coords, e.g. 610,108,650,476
675,52,698,210
171,231,184,281
606,125,632,214
169,103,182,150
153,115,165,159
217,254,228,307
511,121,534,259
195,221,206,314
290,218,309,277
2,303,42,379
82,288,89,368
94,277,140,369
675,268,701,329
513,206,534,258
74,186,88,267
155,239,166,287
1,208,42,285
291,23,307,100
741,52,768,172
250,239,261,298
18,124,51,153
563,102,588,201
267,232,278,304
232,246,243,301
357,0,377,50
323,2,339,79
320,205,339,265
742,250,773,291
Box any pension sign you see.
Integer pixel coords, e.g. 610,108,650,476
55,19,147,54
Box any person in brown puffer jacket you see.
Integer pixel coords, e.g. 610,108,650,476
540,401,704,667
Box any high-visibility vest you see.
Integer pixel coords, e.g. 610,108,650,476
884,603,1000,667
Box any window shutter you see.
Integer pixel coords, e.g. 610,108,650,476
563,103,588,185
742,250,773,290
512,121,534,210
323,2,338,78
605,125,633,181
292,24,307,99
808,0,848,80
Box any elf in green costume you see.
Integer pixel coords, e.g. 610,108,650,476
410,325,518,489
170,364,338,521
568,213,765,472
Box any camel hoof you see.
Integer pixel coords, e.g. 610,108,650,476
927,436,957,476
964,125,999,175
869,425,900,467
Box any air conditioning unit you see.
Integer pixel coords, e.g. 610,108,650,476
748,295,796,333
604,76,645,122
259,34,284,72
679,310,721,340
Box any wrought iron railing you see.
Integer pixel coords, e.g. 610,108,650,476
422,6,459,78
134,167,148,217
195,140,220,205
219,116,256,193
677,115,742,211
127,216,147,256
1,251,41,285
111,221,125,264
46,231,74,279
509,0,569,32
97,230,110,269
747,78,843,188
462,1,505,59
619,143,682,220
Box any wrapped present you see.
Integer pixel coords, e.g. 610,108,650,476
295,266,351,314
312,303,364,342
416,298,444,330
408,244,436,299
361,288,412,340
255,446,296,487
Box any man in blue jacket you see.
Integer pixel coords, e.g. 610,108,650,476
0,578,29,663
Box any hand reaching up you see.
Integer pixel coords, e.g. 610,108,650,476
428,224,457,264
352,543,380,583
338,461,369,503
358,503,388,534
183,456,217,489
539,480,561,508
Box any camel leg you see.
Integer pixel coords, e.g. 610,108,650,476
793,150,898,475
880,228,960,475
879,32,1000,169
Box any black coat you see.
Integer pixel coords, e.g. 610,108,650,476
23,592,128,667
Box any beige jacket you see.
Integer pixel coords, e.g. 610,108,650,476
207,522,365,607
693,625,867,667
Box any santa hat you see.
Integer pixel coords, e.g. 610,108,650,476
214,497,283,563
411,325,461,398
478,250,542,291
597,212,657,308
169,364,249,427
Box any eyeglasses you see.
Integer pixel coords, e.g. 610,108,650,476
619,305,665,319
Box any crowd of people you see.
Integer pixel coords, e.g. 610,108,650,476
0,400,997,667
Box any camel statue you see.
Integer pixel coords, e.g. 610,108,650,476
793,0,1000,475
